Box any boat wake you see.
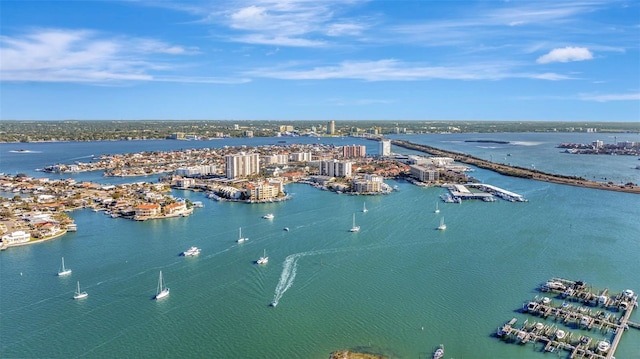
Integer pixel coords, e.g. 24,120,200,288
9,150,41,153
270,239,434,307
511,141,544,146
271,248,339,307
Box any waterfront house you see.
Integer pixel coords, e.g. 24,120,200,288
134,203,161,217
163,202,188,216
1,230,31,245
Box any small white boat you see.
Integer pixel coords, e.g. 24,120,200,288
362,202,368,213
270,301,278,307
283,227,289,232
58,257,72,276
237,227,248,243
154,271,170,300
182,246,201,256
262,213,274,219
432,344,444,359
256,249,268,265
437,217,446,231
434,202,440,214
349,213,360,232
73,281,88,300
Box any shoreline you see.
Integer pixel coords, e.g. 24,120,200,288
3,229,69,249
392,140,640,194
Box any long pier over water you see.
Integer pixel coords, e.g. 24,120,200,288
496,278,638,358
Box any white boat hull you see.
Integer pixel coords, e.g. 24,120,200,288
155,289,170,300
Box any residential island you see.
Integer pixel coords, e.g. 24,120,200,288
3,134,639,249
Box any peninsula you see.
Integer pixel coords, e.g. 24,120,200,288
391,140,640,194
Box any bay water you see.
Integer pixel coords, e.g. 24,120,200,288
1,133,639,358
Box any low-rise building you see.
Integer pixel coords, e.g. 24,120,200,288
1,230,31,245
164,202,187,216
409,165,440,182
135,203,161,217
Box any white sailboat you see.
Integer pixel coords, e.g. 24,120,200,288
437,217,447,231
362,202,368,213
58,257,72,276
237,227,248,243
154,271,170,300
257,249,268,264
434,202,440,214
73,281,88,299
349,213,360,232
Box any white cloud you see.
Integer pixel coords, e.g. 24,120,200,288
536,47,593,64
580,93,640,102
533,72,573,81
325,23,366,36
0,28,245,84
196,1,372,47
230,34,326,47
245,59,570,82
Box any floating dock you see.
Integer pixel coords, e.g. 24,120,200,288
496,278,638,359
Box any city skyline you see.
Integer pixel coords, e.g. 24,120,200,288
1,0,638,122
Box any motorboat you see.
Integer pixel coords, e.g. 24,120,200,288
432,344,444,359
262,213,274,219
182,246,201,256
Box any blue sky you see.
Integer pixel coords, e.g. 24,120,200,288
1,0,639,121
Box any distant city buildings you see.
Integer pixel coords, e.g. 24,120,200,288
225,153,260,179
327,120,335,135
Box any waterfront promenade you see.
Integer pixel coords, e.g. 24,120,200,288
392,140,640,194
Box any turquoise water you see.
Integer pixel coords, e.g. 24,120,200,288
1,134,639,358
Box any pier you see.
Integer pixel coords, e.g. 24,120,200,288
496,278,638,359
465,183,527,202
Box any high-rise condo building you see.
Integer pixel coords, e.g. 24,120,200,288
379,139,391,156
327,120,335,135
225,153,260,179
319,159,352,178
342,145,367,158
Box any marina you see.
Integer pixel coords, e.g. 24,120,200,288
497,278,638,359
440,183,526,203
